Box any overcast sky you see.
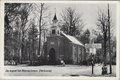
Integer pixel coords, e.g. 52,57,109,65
46,3,116,33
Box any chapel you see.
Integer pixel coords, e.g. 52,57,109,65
45,13,86,64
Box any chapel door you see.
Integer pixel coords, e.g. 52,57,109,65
49,48,56,64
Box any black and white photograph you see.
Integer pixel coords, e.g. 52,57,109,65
2,1,119,78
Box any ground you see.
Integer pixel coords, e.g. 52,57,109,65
4,64,116,77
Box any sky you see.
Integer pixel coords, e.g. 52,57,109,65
46,3,117,34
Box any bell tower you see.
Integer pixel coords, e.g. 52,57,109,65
50,10,60,36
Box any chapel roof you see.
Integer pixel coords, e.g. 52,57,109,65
60,31,84,46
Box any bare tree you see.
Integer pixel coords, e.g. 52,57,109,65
4,3,21,62
18,3,32,63
96,5,114,74
32,3,50,56
4,3,32,63
4,3,49,64
97,8,108,67
61,7,84,36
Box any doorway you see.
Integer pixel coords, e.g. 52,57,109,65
49,48,56,64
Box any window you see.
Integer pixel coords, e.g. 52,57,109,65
52,29,55,34
58,31,59,34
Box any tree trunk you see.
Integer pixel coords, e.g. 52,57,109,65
103,31,107,66
32,26,35,61
21,31,24,63
38,4,43,56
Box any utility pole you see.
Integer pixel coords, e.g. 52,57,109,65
91,39,95,75
90,31,95,75
108,4,112,74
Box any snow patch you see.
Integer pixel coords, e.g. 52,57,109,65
60,31,84,46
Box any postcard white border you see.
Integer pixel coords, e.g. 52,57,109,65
0,0,120,80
